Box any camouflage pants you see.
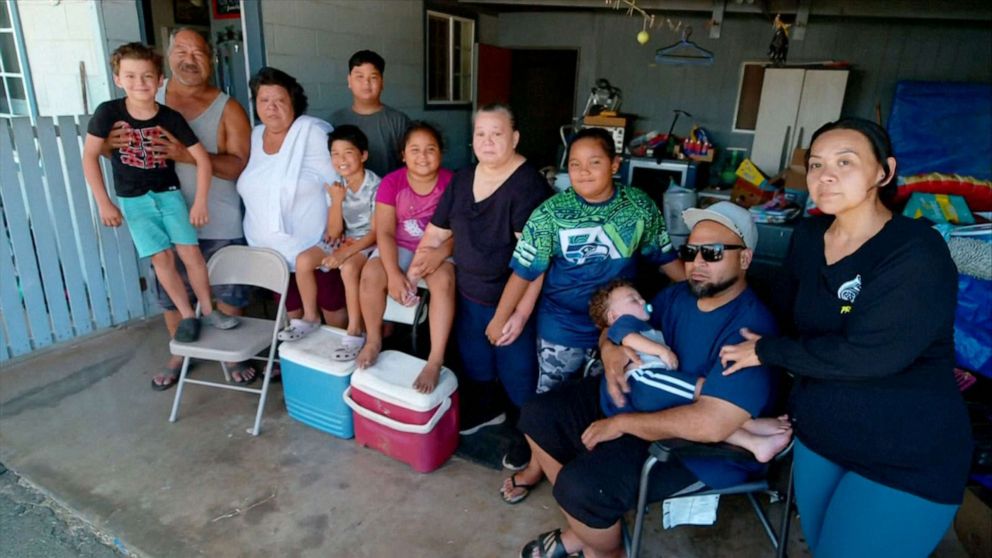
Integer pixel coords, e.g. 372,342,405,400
536,338,603,394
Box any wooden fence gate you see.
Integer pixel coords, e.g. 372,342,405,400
1,116,156,361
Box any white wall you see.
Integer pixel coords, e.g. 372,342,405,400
260,0,472,167
16,0,141,116
16,0,103,116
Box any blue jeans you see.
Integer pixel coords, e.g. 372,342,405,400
793,438,959,557
455,292,538,408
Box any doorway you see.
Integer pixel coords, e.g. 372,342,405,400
508,49,577,170
137,0,252,112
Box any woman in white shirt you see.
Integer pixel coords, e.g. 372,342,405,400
237,67,346,327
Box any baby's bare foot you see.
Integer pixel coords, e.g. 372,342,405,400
752,430,793,463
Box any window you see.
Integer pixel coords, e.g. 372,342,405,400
426,10,474,106
0,0,35,118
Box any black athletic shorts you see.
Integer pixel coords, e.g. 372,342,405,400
518,376,705,529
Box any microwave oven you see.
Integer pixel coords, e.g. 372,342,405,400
620,158,699,242
621,158,698,192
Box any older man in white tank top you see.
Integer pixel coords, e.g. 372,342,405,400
106,28,253,390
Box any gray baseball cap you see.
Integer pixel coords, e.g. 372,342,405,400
682,201,759,251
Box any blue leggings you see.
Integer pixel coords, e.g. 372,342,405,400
454,293,538,408
793,439,958,558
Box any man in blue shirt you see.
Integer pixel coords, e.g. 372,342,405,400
516,202,783,558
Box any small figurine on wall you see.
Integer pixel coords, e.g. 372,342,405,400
768,14,790,65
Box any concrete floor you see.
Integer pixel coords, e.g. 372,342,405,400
0,318,971,557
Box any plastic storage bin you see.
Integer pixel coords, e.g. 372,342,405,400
343,351,459,473
279,326,357,439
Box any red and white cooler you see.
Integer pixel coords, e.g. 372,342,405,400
343,351,459,473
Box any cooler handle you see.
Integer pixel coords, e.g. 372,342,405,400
343,387,451,434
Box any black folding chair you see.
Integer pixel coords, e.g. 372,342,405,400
627,438,795,557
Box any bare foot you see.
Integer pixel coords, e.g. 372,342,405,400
750,430,793,463
356,341,381,369
412,361,441,394
743,415,791,436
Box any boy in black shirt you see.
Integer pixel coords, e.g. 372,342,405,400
83,43,237,360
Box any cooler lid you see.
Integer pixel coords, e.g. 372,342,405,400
349,350,457,412
277,326,356,377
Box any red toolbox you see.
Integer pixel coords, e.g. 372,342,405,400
343,351,459,473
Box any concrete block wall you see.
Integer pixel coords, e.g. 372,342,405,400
260,0,472,168
497,11,992,154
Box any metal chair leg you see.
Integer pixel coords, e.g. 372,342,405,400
168,356,192,423
630,454,659,558
776,459,795,558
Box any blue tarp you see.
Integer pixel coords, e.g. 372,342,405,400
888,81,992,180
956,274,992,379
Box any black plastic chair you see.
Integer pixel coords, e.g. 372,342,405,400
628,438,795,557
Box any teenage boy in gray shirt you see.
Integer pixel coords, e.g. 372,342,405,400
331,50,410,177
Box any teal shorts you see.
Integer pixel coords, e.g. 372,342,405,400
118,190,199,258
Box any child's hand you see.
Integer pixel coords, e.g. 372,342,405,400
386,272,416,306
485,315,507,345
325,182,346,202
98,203,123,227
323,226,340,245
321,247,350,270
658,347,679,370
189,202,209,227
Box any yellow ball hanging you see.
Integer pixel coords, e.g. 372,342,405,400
637,30,650,44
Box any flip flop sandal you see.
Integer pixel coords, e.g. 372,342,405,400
277,319,320,342
230,362,258,385
151,365,182,391
501,473,537,505
174,317,201,343
519,529,583,558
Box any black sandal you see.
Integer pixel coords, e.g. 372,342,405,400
151,365,182,391
519,529,583,558
501,473,537,505
174,317,201,343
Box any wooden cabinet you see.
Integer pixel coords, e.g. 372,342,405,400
751,68,849,176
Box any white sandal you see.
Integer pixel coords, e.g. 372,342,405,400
277,319,320,342
331,334,365,362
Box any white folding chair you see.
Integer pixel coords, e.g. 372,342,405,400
168,246,289,436
382,278,429,352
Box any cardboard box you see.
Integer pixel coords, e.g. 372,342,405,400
955,486,992,558
731,177,776,208
771,147,809,206
583,114,629,127
902,192,976,224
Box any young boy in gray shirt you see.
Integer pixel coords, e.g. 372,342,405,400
331,50,410,177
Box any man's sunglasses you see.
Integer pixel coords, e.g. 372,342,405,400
678,243,746,262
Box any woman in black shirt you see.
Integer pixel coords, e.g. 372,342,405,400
720,118,970,557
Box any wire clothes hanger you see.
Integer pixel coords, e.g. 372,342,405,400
655,27,714,66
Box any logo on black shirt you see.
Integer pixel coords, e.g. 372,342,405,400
119,125,167,170
837,274,862,314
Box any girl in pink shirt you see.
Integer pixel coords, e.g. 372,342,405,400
357,122,456,393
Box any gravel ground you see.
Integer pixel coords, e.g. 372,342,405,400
0,463,124,558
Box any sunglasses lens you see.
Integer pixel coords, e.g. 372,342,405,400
701,245,723,262
679,244,727,262
678,245,698,262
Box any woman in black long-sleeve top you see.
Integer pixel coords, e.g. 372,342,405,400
720,118,971,557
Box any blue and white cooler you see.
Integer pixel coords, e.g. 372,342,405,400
278,326,357,438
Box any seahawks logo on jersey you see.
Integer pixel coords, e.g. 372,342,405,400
559,227,621,265
837,274,862,303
